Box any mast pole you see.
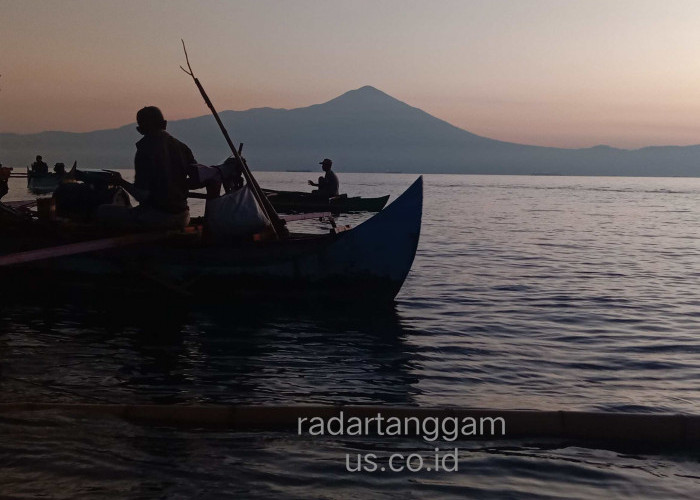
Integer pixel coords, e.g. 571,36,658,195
179,40,286,238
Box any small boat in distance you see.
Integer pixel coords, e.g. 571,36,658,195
27,162,77,194
264,189,390,213
27,168,64,194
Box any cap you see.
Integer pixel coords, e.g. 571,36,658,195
319,158,332,166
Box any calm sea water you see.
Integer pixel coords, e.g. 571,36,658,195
1,173,699,497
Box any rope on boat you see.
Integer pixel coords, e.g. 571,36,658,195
0,403,697,444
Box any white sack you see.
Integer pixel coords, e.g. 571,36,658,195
205,185,271,237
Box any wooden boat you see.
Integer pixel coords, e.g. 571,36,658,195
264,189,390,213
26,165,79,194
0,177,422,303
27,168,65,194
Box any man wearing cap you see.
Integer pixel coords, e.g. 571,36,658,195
308,158,339,197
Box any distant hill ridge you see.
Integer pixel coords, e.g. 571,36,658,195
2,85,700,176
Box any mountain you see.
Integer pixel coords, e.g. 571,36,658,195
2,85,700,176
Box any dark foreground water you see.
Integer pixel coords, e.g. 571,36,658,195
1,173,699,497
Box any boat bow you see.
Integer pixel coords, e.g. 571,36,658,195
314,176,423,298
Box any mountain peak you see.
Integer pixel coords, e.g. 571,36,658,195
320,85,406,109
345,85,391,97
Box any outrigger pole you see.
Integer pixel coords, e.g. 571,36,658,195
179,40,287,239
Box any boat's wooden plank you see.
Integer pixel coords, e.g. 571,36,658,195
2,200,38,209
279,212,332,222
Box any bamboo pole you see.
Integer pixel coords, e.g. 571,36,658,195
179,40,287,239
0,232,170,267
0,403,697,444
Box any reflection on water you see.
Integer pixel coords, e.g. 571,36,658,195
0,299,420,407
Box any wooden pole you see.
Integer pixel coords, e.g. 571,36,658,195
0,232,171,267
179,40,287,239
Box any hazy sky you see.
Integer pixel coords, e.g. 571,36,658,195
3,0,700,149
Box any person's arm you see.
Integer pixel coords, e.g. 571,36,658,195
118,179,149,204
180,142,202,190
115,150,150,203
309,171,327,187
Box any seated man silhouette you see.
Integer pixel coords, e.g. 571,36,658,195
31,155,49,175
97,106,196,230
308,158,339,197
53,162,66,175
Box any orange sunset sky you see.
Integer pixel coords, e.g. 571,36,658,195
3,0,700,149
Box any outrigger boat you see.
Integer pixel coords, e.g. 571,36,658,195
0,177,422,302
263,189,390,213
27,169,64,194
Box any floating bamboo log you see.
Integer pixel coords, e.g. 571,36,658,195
0,403,697,445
